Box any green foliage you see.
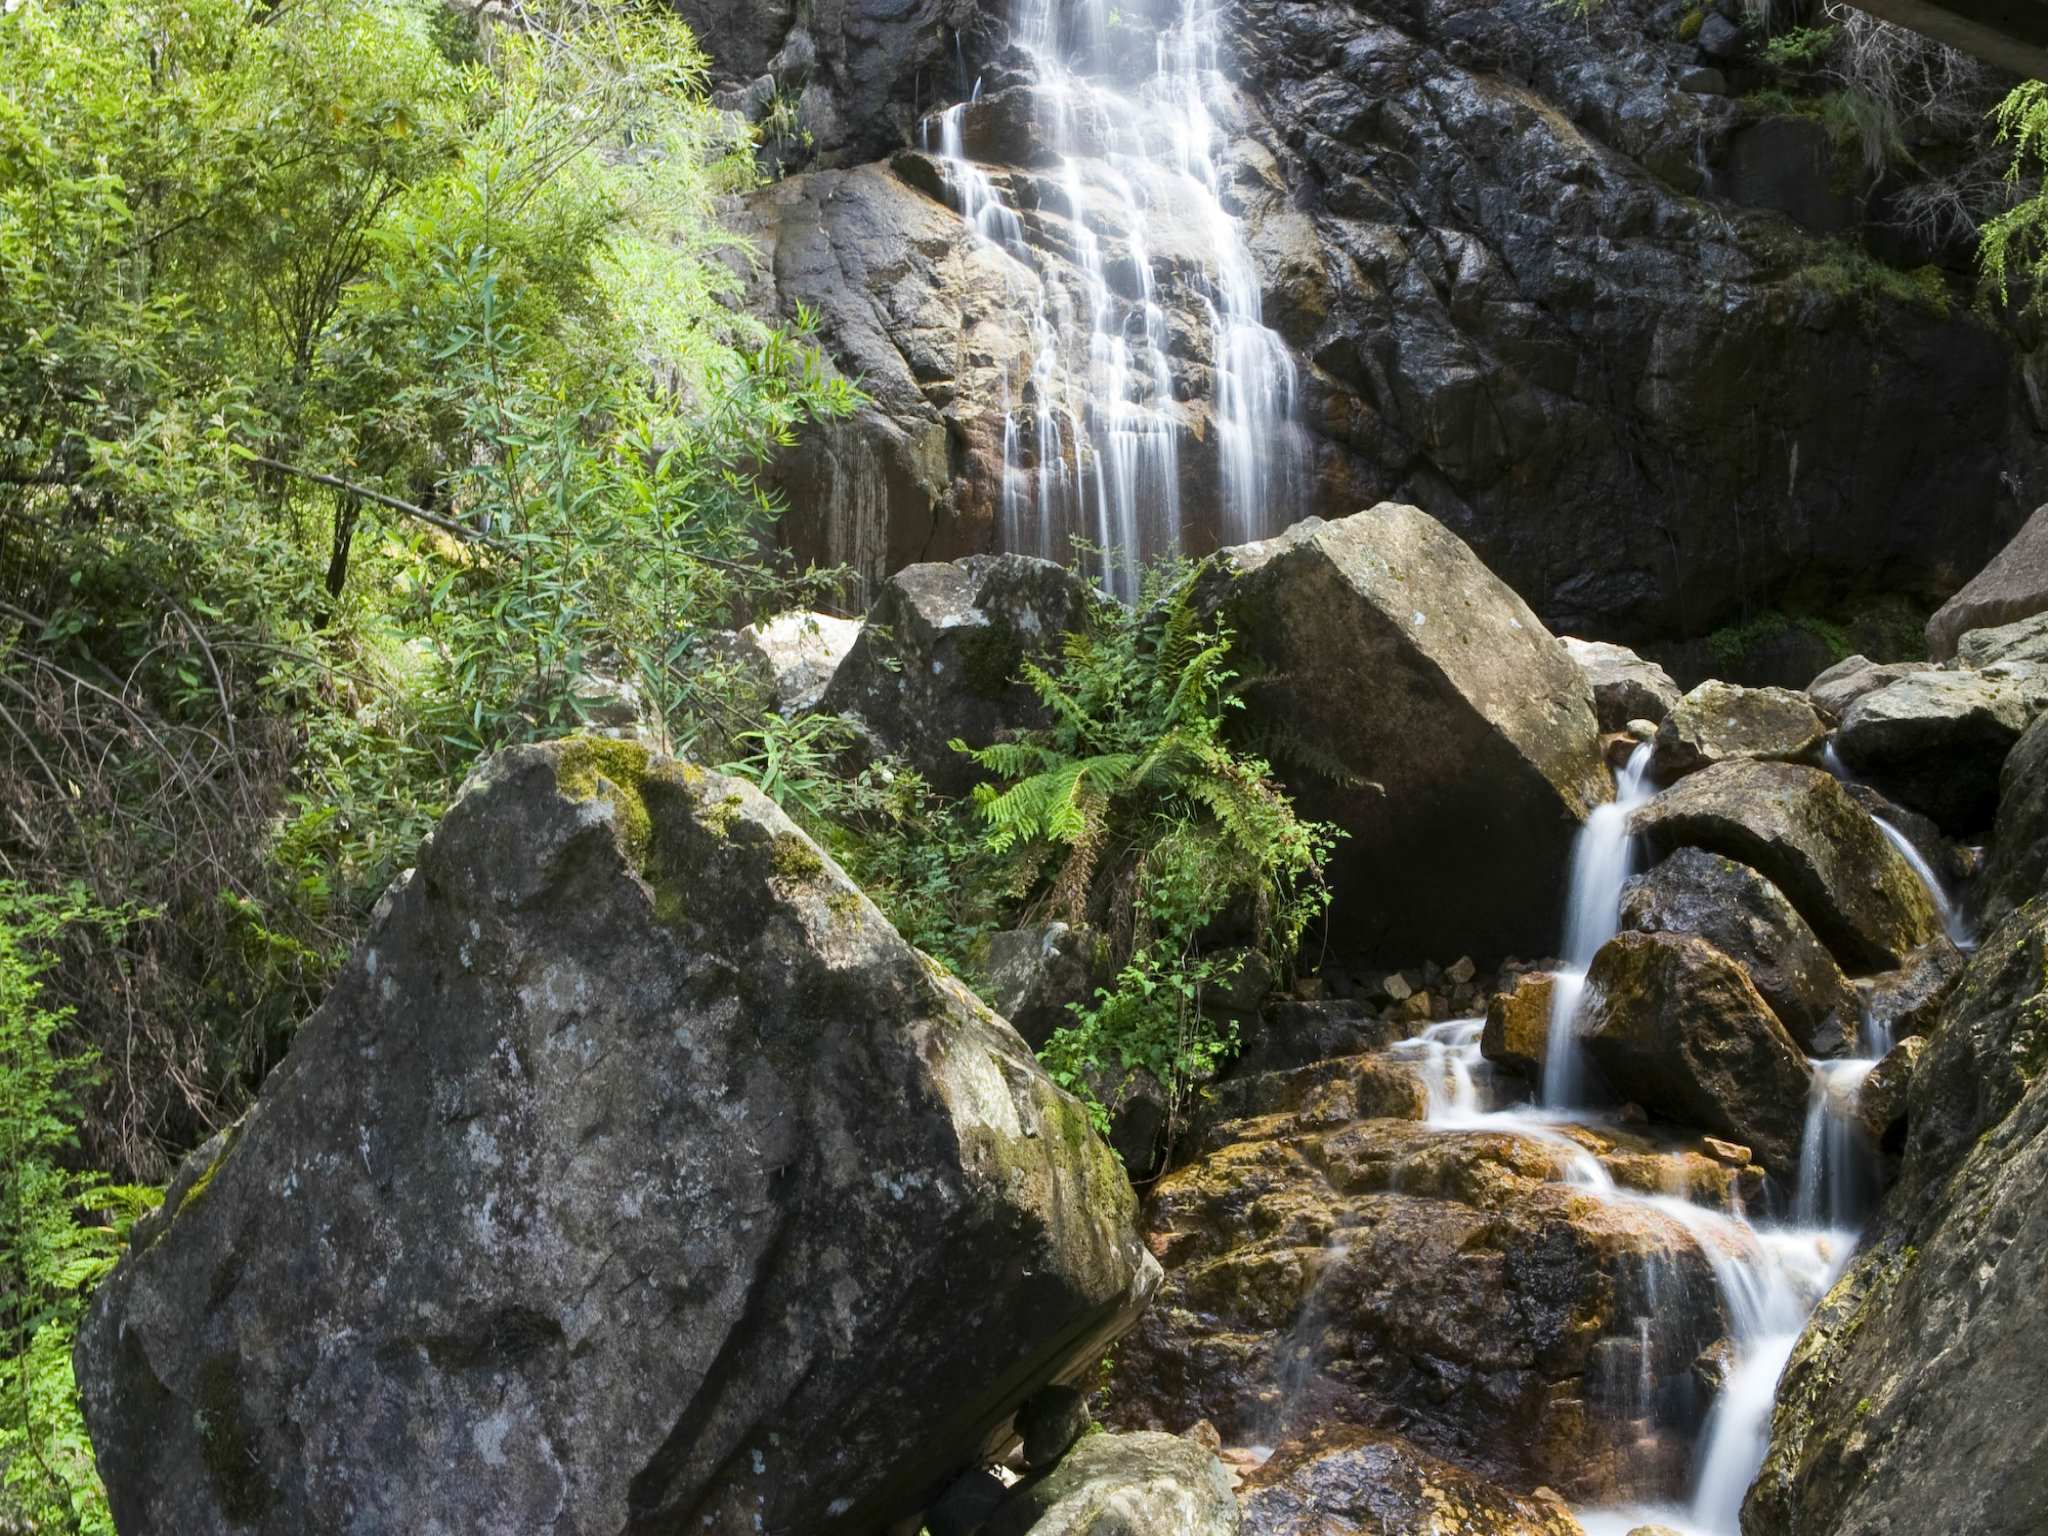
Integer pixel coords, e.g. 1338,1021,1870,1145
0,887,159,1534
957,566,1337,1130
0,0,856,1179
1764,24,1840,72
1982,82,2048,312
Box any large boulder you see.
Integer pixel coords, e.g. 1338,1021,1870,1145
1239,1426,1586,1536
1560,637,1682,730
821,553,1090,795
1746,903,2048,1536
983,1432,1240,1536
1834,664,2048,832
1577,931,1814,1175
1105,1098,1751,1505
1204,504,1610,961
1630,759,1942,974
1926,500,2048,660
1618,848,1858,1057
74,739,1158,1535
1649,681,1827,780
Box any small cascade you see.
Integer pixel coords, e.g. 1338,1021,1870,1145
1873,817,1973,950
1794,1059,1881,1229
917,0,1306,592
1390,1017,1485,1123
1543,742,1657,1107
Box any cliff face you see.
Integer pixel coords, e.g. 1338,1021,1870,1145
699,0,2048,639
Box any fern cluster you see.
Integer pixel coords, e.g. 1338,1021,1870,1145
956,565,1338,1134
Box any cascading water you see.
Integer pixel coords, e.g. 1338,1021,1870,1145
1873,817,1972,950
1543,741,1656,1107
918,0,1306,594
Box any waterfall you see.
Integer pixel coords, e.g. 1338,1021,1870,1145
919,0,1306,594
1873,817,1972,950
1543,742,1656,1107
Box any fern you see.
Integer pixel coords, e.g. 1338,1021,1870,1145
959,562,1339,1141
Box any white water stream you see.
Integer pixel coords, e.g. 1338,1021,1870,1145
1382,735,1982,1536
920,0,1305,595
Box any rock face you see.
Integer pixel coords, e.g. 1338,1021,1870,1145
820,553,1089,795
1926,500,2048,659
736,0,2048,639
1835,664,2048,832
1619,848,1858,1057
1649,682,1827,780
1206,504,1610,961
1577,931,1814,1174
1854,938,1966,1045
1746,902,2048,1536
1630,759,1941,973
1239,1426,1586,1536
1561,637,1682,730
1979,714,2048,926
983,1432,1240,1536
1106,1084,1752,1505
74,739,1158,1536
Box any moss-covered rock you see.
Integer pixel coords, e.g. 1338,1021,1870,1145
1649,681,1827,780
74,737,1158,1536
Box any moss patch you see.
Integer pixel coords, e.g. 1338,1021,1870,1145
771,832,825,880
195,1353,274,1522
555,737,656,861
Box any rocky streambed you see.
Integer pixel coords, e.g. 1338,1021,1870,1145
72,504,2048,1534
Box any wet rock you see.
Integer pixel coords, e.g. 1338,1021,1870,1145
1746,904,2048,1536
1578,931,1813,1174
929,1467,1011,1536
1083,1064,1172,1185
1561,637,1682,730
1631,759,1942,973
1854,938,1966,1045
983,1431,1239,1536
1238,1425,1585,1536
1839,782,1957,882
820,553,1090,796
1835,664,2048,832
1481,971,1558,1080
1191,1055,1429,1147
1106,1112,1743,1504
1978,714,2048,927
75,739,1158,1536
1805,655,1932,723
1205,505,1609,961
1649,681,1827,780
1854,1035,1926,1151
1016,1385,1092,1471
1619,848,1858,1056
988,923,1110,1052
732,610,863,714
1926,499,2048,659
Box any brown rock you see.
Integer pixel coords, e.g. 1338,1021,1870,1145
1855,1035,1926,1150
1578,931,1814,1174
1482,972,1558,1079
1854,939,1966,1045
1239,1425,1587,1535
1631,759,1942,973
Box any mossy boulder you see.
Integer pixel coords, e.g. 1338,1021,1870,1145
1835,664,2048,833
74,738,1158,1536
1630,759,1941,973
1577,930,1813,1175
983,1431,1239,1536
1649,681,1827,780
